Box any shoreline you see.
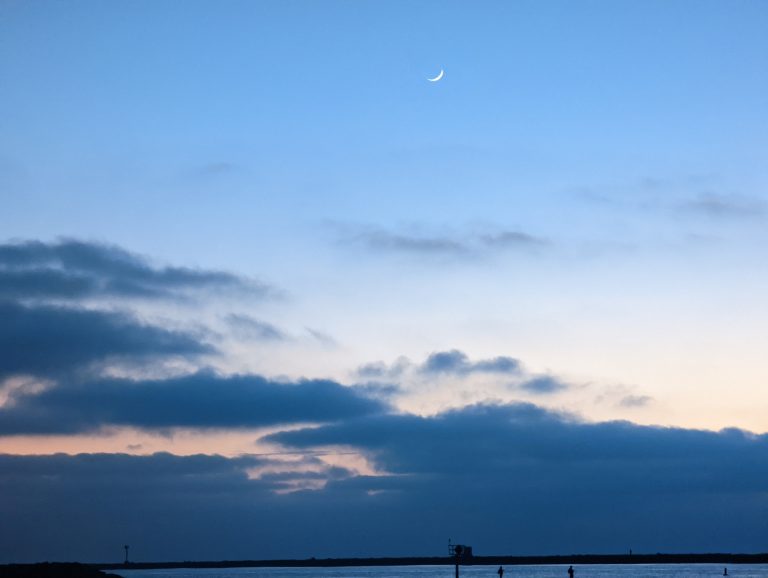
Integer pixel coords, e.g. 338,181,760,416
95,553,768,570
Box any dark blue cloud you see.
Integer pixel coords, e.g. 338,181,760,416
422,350,520,375
0,239,273,301
2,405,768,562
263,403,768,554
0,301,209,380
0,371,389,434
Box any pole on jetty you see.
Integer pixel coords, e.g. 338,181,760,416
454,544,463,578
124,545,129,565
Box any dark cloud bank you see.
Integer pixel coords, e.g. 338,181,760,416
1,404,767,562
1,239,767,562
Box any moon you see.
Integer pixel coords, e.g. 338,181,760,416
427,69,444,82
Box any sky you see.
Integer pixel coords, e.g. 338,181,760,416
1,0,767,564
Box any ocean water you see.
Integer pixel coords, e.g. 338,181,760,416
117,564,768,578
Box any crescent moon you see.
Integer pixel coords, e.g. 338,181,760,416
427,69,444,82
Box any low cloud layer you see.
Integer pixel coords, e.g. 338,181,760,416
2,404,767,562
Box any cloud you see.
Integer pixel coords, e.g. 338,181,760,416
619,394,653,408
356,357,412,380
264,404,768,556
342,226,548,259
421,350,521,376
0,371,389,435
3,404,766,562
518,375,570,394
0,301,209,381
0,238,273,301
354,349,572,403
679,193,766,218
479,230,548,248
354,230,468,256
197,161,238,176
225,314,287,341
305,328,338,347
0,452,353,562
268,402,768,483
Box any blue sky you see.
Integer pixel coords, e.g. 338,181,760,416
1,0,768,562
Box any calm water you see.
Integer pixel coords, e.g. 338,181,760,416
118,564,768,578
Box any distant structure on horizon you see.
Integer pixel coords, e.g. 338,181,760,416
448,539,473,559
123,545,129,565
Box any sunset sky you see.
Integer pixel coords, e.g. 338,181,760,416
1,0,767,564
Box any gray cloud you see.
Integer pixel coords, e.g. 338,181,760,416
355,230,468,256
197,161,238,176
0,301,209,381
356,357,412,380
0,239,273,301
479,230,548,248
345,227,548,258
0,371,389,435
518,375,570,394
225,314,287,341
680,193,766,218
421,350,521,376
619,394,654,408
305,328,338,347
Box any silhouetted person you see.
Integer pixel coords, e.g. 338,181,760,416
723,568,728,576
568,566,574,578
497,566,504,578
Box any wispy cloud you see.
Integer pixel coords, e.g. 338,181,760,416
354,230,468,256
619,394,654,408
225,314,287,341
518,375,570,394
679,193,766,218
341,225,549,259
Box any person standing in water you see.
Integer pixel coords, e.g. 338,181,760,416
723,568,728,576
567,566,574,578
497,567,504,578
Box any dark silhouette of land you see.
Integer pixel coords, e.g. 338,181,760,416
91,553,768,571
0,563,122,578
4,553,768,577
